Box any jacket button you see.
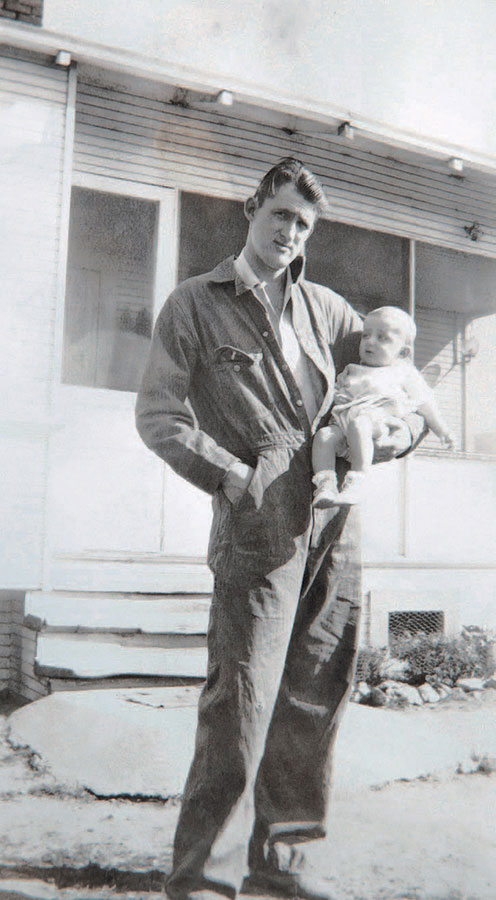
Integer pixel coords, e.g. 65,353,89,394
233,364,240,372
296,399,303,407
262,331,269,338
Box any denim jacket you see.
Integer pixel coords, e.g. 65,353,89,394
136,255,418,495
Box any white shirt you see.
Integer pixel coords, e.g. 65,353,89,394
234,250,323,422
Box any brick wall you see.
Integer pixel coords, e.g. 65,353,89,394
0,592,48,702
0,0,42,25
0,594,11,692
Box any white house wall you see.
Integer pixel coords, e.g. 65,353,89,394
0,53,68,587
43,0,496,164
0,50,493,635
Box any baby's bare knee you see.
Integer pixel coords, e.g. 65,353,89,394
314,426,341,450
347,415,373,438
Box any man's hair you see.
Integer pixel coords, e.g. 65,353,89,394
253,157,327,214
365,306,417,347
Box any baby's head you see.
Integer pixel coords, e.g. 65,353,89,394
359,306,416,367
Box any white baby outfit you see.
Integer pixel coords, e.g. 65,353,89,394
330,361,433,460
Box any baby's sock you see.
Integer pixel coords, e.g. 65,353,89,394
312,470,339,508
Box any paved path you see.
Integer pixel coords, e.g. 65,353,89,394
1,691,495,899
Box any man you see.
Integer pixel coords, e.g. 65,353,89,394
136,158,424,900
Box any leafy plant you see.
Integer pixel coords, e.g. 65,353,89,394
355,648,388,686
388,631,486,686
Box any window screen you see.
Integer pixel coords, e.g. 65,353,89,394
62,188,157,392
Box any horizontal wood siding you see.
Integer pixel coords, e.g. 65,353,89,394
73,77,496,257
415,308,463,451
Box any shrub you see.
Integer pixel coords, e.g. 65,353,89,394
355,648,388,686
389,631,486,686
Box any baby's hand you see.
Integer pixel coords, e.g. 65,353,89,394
440,431,455,450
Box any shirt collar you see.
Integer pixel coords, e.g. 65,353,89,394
233,248,261,290
233,248,301,299
205,252,306,290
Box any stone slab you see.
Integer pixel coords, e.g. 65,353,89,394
7,687,496,799
36,636,208,679
25,592,211,635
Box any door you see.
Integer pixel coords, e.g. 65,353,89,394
47,175,213,593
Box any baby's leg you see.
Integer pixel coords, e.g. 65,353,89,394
345,414,376,472
312,424,343,474
336,414,383,506
311,425,343,508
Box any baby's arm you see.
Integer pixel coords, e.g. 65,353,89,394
416,399,455,449
403,366,455,449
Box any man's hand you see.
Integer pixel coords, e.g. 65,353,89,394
373,417,412,463
222,461,255,504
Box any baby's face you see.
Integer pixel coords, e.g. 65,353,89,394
359,315,408,367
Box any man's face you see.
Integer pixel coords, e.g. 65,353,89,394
359,314,408,367
244,182,318,277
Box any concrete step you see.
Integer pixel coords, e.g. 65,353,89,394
47,674,204,692
36,633,208,680
25,591,211,635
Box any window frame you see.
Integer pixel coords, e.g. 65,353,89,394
56,172,179,392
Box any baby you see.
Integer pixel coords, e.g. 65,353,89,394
312,306,454,508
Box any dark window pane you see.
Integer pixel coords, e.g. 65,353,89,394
62,188,157,391
178,193,246,282
306,220,410,314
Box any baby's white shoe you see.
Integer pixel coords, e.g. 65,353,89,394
336,470,366,505
312,471,339,508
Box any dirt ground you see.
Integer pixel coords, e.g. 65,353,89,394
1,692,495,900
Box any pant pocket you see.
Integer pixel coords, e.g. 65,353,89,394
207,488,231,572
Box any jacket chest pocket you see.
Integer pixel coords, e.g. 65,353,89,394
212,345,263,370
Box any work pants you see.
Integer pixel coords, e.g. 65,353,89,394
167,436,362,899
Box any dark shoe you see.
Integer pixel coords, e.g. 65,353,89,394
245,868,337,900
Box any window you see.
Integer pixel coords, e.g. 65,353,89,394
178,191,496,456
415,243,496,453
62,188,157,392
306,220,410,314
178,193,246,282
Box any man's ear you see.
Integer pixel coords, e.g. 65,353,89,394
244,196,257,222
400,345,412,359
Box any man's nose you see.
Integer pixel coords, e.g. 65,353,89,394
281,219,297,241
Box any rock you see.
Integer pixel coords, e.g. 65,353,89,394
436,685,453,700
450,687,475,701
379,657,411,682
418,683,440,704
456,677,485,692
484,641,496,672
360,687,387,707
484,675,496,690
351,682,372,703
381,681,423,706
